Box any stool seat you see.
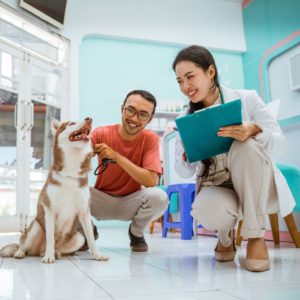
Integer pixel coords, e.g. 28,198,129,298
162,183,196,240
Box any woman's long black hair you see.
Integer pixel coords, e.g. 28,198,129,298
173,45,221,178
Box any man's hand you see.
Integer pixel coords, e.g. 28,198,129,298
93,143,158,187
93,143,120,162
217,122,261,142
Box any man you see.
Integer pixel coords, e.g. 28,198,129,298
90,90,168,252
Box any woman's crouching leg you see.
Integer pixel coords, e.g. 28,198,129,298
191,186,239,247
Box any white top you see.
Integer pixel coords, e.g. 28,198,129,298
174,86,296,217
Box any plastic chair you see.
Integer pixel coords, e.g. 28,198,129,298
162,183,196,240
236,163,300,247
158,130,197,239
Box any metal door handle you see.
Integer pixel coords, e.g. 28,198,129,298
20,100,27,130
14,102,18,129
26,102,34,131
14,100,27,130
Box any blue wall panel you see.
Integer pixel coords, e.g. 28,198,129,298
79,36,244,127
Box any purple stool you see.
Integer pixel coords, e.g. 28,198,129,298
162,183,196,240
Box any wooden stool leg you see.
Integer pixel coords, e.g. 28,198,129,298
269,213,280,245
169,214,177,233
160,216,164,230
284,213,300,248
149,216,164,234
149,220,155,234
236,220,243,246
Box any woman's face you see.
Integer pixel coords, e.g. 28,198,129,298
175,60,215,103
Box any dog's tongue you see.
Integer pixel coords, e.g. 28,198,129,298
69,131,89,142
81,134,89,141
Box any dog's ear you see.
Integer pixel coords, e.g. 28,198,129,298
51,119,61,135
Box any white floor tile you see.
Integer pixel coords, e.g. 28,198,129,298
224,285,300,300
114,290,241,300
0,269,112,300
0,227,299,299
94,274,213,297
70,253,168,279
0,233,20,248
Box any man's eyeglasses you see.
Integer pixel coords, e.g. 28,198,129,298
123,106,152,121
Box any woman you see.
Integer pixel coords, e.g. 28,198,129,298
173,45,295,272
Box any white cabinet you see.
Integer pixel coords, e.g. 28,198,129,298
147,111,181,136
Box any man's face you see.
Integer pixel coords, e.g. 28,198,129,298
121,94,154,136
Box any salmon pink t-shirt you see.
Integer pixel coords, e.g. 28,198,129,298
91,124,162,196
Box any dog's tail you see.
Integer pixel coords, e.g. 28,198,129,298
0,244,19,257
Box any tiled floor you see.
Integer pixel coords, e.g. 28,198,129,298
0,226,300,300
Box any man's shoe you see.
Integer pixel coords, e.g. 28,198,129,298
128,226,148,252
78,223,99,251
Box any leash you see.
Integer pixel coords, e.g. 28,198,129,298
94,158,116,175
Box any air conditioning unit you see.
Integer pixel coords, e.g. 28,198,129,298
288,52,300,92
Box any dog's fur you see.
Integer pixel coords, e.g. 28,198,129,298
0,118,109,263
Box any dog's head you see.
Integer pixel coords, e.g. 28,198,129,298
51,117,92,149
50,118,93,174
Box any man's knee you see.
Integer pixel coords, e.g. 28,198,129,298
143,187,169,216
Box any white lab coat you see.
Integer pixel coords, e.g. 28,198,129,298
175,86,296,217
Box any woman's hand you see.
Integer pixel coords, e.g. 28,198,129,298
217,122,261,142
93,143,119,162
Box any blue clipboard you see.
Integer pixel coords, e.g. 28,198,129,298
175,99,242,163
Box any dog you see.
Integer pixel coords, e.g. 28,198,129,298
0,117,109,263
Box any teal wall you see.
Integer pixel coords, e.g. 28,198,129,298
79,35,244,127
242,0,300,99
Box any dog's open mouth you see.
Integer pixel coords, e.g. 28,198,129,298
69,124,91,142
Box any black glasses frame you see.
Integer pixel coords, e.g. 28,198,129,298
123,106,152,121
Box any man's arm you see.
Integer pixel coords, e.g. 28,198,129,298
93,143,158,187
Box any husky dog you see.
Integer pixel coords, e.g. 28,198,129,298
0,118,109,263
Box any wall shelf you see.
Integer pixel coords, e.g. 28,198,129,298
147,111,181,136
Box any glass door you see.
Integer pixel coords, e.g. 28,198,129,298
0,43,25,232
0,45,63,232
0,5,68,233
28,101,60,218
28,59,62,219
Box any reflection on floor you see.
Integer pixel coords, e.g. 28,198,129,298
0,225,300,300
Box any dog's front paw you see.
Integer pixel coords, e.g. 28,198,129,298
92,252,110,261
42,254,56,264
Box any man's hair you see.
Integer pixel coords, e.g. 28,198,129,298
123,90,157,115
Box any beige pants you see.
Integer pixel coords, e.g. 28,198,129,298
89,187,169,237
191,139,278,247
